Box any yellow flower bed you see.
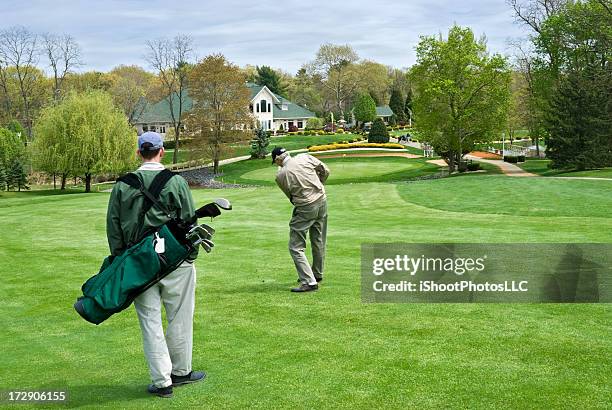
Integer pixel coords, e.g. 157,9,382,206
308,142,405,152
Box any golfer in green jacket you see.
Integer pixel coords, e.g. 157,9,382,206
106,132,204,398
272,147,330,292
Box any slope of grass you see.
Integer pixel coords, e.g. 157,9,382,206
0,174,610,409
217,156,441,186
519,159,612,178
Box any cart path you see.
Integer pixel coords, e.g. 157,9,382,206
464,155,537,177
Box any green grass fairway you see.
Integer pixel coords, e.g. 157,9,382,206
1,173,611,408
218,156,441,185
519,159,612,178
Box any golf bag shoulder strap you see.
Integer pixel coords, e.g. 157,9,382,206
116,170,177,218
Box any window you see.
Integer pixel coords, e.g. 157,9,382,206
298,121,303,129
160,126,166,134
268,120,271,129
260,99,267,113
256,103,259,113
249,104,253,113
143,125,149,132
268,103,271,112
150,125,157,132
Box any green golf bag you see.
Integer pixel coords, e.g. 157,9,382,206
74,170,198,325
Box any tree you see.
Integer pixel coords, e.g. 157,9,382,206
146,35,193,164
286,67,324,115
6,158,28,191
0,127,27,191
404,88,413,126
255,66,286,97
537,0,612,169
108,65,155,124
353,93,376,127
0,27,41,138
308,43,360,118
250,127,270,159
410,25,511,172
546,67,612,170
32,90,136,192
368,118,389,143
186,54,253,174
354,60,392,105
42,33,81,100
389,88,406,124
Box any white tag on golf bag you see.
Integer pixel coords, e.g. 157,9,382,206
154,232,165,254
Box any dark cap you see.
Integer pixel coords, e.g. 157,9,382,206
271,147,287,163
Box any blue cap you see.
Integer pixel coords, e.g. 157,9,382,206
138,132,164,151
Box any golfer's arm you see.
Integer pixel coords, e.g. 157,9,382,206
315,159,330,183
106,185,124,256
276,176,293,203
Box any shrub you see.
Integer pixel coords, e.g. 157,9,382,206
288,124,298,132
250,127,270,159
308,142,405,152
467,162,481,171
306,117,324,130
504,155,518,163
368,118,390,143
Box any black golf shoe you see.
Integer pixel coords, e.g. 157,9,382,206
171,371,206,387
147,384,173,398
291,283,319,292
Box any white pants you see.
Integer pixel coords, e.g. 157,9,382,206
134,262,196,388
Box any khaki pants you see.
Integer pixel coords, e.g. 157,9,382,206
289,197,328,285
134,262,196,388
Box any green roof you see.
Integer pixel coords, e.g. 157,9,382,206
134,84,314,124
376,106,394,117
133,92,193,124
272,96,315,119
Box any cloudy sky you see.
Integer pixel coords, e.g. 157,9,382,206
2,0,527,73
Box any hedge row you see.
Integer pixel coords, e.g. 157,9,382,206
308,142,405,152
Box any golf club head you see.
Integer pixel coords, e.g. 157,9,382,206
200,238,214,253
199,224,215,237
214,198,232,210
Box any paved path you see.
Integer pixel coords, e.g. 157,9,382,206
465,155,537,177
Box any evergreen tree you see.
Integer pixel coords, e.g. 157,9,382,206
250,127,270,159
7,159,29,191
255,66,287,97
389,88,406,124
353,93,376,127
546,67,612,170
368,118,390,143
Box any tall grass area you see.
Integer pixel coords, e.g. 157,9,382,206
0,174,610,408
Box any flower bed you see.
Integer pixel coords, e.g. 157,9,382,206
308,142,406,152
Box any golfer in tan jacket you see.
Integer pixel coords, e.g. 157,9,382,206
272,147,330,292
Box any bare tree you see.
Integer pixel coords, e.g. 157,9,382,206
0,26,40,138
508,0,569,33
145,35,193,164
0,51,12,117
42,33,82,100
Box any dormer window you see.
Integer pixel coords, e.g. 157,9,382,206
281,104,288,111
